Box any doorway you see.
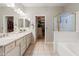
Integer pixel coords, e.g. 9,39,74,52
36,16,45,41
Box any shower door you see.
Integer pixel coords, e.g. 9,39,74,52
60,13,75,32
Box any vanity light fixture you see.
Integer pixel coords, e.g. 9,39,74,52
6,3,27,18
14,8,26,17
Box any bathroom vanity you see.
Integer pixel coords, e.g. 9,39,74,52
0,31,33,56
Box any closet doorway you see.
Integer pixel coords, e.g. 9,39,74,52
36,16,45,41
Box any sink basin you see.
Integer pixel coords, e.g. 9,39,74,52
0,33,8,38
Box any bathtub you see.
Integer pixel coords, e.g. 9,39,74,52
54,32,79,56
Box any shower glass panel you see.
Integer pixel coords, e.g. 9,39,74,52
53,13,75,32
60,13,75,31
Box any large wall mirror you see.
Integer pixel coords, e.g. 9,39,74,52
18,18,30,28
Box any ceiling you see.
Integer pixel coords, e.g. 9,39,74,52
22,3,67,7
0,3,6,7
0,3,68,7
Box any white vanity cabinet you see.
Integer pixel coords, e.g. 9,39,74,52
20,33,32,56
16,33,32,56
0,42,19,56
0,32,32,56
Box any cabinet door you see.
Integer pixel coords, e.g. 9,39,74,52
5,42,20,56
5,46,20,56
0,47,4,56
23,37,27,48
26,34,32,47
20,37,27,55
5,42,16,54
26,36,30,47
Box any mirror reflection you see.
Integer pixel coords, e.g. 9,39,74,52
5,16,14,33
25,19,30,27
18,18,24,28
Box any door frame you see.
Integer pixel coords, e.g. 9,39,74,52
35,16,46,42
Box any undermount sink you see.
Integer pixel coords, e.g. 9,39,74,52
0,33,8,38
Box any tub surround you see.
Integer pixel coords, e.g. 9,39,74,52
54,32,79,56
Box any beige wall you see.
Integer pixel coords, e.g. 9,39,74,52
24,6,64,42
0,5,65,42
63,4,79,13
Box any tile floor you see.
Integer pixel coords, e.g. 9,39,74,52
24,39,54,56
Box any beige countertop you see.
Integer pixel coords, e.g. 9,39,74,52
0,30,32,46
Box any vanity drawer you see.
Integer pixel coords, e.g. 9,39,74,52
5,42,16,54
